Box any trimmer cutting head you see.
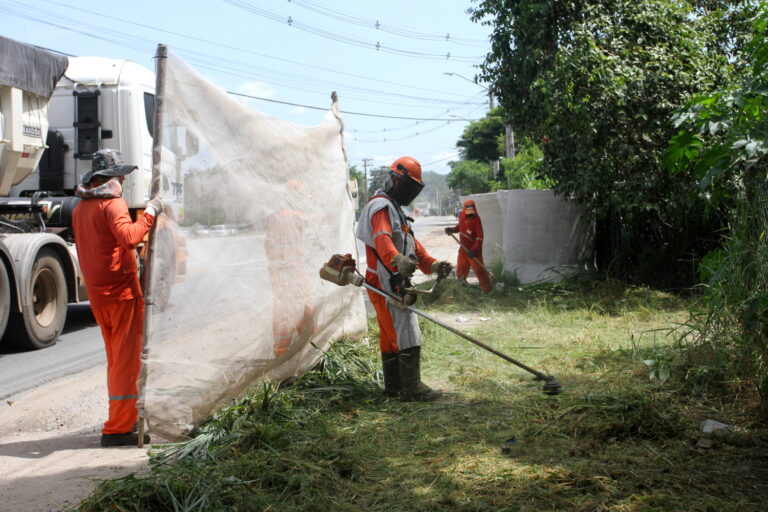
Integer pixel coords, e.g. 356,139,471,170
541,378,563,395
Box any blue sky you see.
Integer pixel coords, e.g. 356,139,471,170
1,0,492,175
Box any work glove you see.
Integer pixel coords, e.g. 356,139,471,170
391,253,418,278
465,249,476,258
430,260,453,279
145,198,164,217
444,227,455,235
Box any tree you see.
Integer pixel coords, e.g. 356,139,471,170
456,107,505,163
500,142,552,190
469,0,753,287
366,166,390,199
665,4,768,404
447,160,493,194
348,165,366,204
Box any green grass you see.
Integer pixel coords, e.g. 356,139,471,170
77,278,768,512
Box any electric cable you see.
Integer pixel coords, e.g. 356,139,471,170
2,0,485,110
223,0,484,61
285,0,487,47
36,0,483,101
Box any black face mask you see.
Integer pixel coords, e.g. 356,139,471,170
387,174,424,206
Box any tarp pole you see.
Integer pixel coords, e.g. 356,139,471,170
137,43,168,448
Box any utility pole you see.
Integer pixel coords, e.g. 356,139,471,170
444,72,515,170
361,158,373,202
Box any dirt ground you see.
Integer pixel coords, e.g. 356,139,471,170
0,366,163,511
0,215,461,512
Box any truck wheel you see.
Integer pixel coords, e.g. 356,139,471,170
0,263,11,343
6,249,67,350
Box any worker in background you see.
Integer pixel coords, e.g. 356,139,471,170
445,199,492,293
264,180,315,357
72,149,163,447
357,156,453,401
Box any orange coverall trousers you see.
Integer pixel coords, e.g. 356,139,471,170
456,250,492,293
91,297,144,435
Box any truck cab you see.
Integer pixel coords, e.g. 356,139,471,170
0,39,185,350
12,57,156,209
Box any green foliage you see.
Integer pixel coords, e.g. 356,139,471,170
469,0,754,287
366,166,390,198
348,164,366,203
455,106,505,163
665,3,768,411
446,159,493,194
666,2,767,195
500,142,553,189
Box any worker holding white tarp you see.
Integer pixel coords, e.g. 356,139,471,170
356,156,452,402
72,149,162,447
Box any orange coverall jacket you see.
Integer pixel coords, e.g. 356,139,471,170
451,211,484,256
73,198,154,305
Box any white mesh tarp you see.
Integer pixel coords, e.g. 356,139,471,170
142,49,366,439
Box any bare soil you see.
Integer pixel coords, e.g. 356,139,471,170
0,366,172,512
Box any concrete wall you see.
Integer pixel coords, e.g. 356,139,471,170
464,190,594,283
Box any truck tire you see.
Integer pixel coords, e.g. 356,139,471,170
0,263,11,343
6,249,67,350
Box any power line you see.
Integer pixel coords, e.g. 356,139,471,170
8,0,486,110
223,0,484,62
286,0,487,47
0,3,483,123
227,91,479,121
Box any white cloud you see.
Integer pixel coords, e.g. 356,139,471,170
287,106,306,116
234,81,275,106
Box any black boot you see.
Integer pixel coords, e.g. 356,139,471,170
381,352,400,397
398,346,441,402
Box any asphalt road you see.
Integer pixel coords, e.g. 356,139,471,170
0,215,457,400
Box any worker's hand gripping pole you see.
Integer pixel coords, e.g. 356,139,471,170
319,254,562,395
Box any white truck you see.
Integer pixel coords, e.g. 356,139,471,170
0,36,185,350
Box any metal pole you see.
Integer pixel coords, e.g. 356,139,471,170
137,43,168,447
362,158,372,203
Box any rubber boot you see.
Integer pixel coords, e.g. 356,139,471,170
381,352,400,397
398,346,441,402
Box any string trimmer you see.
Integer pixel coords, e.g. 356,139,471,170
319,254,562,395
447,232,497,282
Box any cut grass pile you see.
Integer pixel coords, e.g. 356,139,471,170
77,278,768,511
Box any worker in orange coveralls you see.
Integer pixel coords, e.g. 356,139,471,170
264,180,315,357
356,156,453,401
72,149,163,447
445,199,491,293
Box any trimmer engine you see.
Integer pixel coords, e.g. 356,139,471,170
319,253,364,287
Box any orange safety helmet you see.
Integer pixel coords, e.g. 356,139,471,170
463,199,476,209
390,156,423,184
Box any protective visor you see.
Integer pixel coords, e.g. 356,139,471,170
388,173,424,206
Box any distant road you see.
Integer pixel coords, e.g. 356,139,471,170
0,304,103,400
